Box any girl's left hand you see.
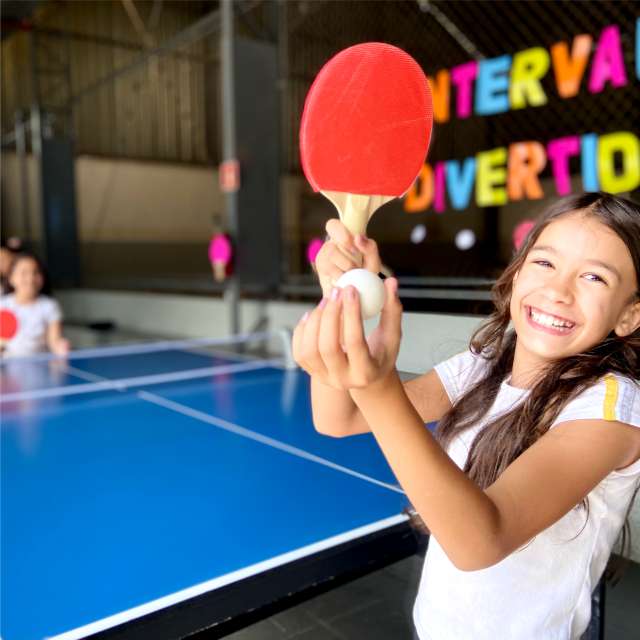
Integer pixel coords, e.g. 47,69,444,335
292,277,403,390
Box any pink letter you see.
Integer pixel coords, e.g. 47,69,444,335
434,162,447,212
451,61,479,119
547,136,580,195
588,25,627,93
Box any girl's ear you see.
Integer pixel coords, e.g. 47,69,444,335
614,299,640,337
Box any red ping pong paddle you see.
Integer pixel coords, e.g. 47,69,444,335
299,43,433,262
0,309,18,341
209,233,233,282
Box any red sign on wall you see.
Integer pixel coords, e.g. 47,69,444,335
219,159,240,193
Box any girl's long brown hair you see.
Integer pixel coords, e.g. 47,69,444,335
423,193,640,574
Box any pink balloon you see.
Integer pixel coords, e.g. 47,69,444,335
513,219,535,251
307,238,324,264
209,234,232,264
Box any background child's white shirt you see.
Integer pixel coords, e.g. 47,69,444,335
413,349,640,640
0,294,62,357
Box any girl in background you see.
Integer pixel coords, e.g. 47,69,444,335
294,192,640,639
1,253,70,357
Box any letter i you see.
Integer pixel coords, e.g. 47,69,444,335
581,134,599,191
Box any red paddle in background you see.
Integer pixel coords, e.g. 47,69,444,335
299,42,433,263
0,309,18,352
306,237,324,266
209,233,233,283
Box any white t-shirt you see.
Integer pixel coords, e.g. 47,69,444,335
413,349,640,640
0,294,62,357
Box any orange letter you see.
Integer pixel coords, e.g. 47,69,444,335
428,70,450,123
551,34,592,98
507,142,546,200
404,164,433,212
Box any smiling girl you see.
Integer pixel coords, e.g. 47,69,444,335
0,253,70,357
293,192,640,639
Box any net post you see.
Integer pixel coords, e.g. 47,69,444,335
277,328,296,370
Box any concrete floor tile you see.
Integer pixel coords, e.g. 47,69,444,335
268,608,319,637
225,617,290,640
329,600,414,640
603,623,640,640
286,624,347,640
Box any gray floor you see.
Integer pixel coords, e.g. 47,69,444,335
225,552,640,640
63,324,640,640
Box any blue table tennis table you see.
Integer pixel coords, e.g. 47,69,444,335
1,335,418,640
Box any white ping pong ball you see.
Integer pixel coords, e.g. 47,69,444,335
335,268,385,320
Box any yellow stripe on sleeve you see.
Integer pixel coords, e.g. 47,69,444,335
603,374,619,421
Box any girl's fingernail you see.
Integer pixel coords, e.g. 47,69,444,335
331,287,341,301
347,286,356,301
301,311,310,323
319,297,328,309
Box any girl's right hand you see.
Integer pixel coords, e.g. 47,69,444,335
52,337,70,357
315,219,383,297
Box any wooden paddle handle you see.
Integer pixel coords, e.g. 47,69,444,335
340,194,372,237
335,241,364,268
324,191,394,253
212,261,227,283
323,192,390,270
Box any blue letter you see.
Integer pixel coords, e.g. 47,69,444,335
581,133,599,191
475,55,512,115
446,157,476,209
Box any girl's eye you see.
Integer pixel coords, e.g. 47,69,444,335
530,260,607,284
584,273,607,285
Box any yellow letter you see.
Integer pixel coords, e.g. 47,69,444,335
598,132,640,193
476,148,508,206
510,47,550,109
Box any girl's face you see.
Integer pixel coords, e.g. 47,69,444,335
9,257,43,300
510,212,640,370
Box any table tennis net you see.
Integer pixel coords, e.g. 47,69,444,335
0,329,296,404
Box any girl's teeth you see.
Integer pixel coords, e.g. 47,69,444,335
530,308,574,329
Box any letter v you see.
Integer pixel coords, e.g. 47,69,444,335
551,34,592,98
446,158,476,210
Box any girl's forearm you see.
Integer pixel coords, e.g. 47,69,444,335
310,376,370,436
351,371,504,570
